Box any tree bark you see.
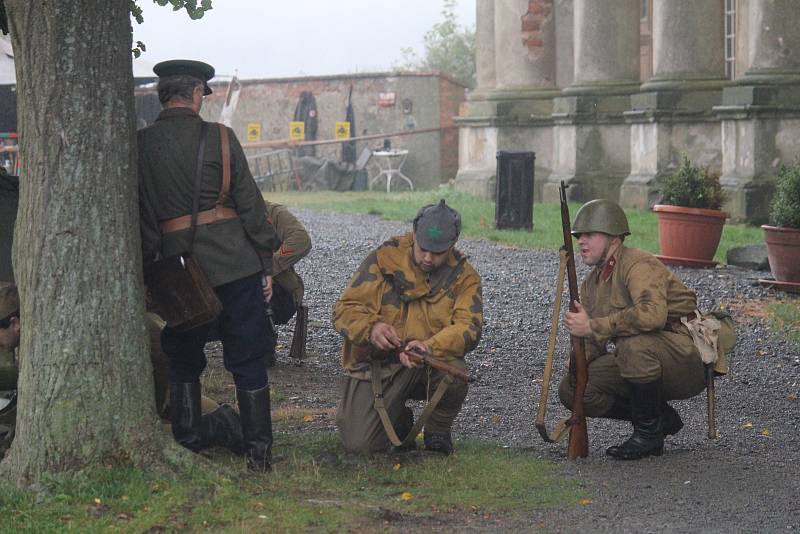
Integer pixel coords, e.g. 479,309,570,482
1,0,168,484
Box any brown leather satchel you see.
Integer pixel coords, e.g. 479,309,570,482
145,122,232,331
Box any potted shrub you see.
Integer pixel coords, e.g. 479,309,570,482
762,163,800,285
652,156,729,267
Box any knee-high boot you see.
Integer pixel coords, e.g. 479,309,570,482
237,385,273,472
169,382,205,452
202,404,246,455
606,380,664,460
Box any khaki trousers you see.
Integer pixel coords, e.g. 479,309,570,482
336,361,468,454
559,329,706,417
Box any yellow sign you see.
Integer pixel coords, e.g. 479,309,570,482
289,121,305,141
246,123,261,142
335,121,351,140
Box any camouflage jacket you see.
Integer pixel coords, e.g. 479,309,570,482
582,245,698,360
333,232,483,373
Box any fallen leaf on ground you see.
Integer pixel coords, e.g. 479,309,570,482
579,499,592,506
400,492,414,501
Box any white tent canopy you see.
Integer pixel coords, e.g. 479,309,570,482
0,35,156,85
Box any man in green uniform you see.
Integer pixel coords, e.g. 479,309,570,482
138,60,278,471
0,284,20,459
263,203,311,366
333,200,483,455
559,199,706,460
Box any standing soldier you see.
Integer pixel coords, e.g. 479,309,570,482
138,60,278,471
559,199,706,460
333,200,483,455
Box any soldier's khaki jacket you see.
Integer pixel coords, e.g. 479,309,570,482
333,233,483,373
582,244,698,361
138,107,278,287
267,203,311,304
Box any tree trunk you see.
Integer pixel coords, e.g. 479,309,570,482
1,0,168,484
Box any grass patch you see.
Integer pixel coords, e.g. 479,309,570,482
767,300,800,348
0,434,582,533
267,190,763,263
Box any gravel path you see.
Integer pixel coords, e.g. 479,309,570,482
274,208,800,533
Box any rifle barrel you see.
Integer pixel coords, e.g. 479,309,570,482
560,181,589,459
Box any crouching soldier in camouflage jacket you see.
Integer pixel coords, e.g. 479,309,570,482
333,200,483,455
559,199,706,460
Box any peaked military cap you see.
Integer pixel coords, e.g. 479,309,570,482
153,59,215,95
413,199,461,253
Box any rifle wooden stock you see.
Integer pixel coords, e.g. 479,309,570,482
353,345,473,383
560,182,589,459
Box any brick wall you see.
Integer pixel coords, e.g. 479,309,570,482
522,0,554,57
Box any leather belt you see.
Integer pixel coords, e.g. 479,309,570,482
159,206,238,234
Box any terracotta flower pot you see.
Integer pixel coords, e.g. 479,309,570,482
761,225,800,283
652,205,729,266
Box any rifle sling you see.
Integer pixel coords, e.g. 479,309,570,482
535,248,572,443
370,360,452,448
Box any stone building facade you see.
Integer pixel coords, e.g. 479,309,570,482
456,0,800,222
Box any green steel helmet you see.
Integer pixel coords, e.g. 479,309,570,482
571,199,630,237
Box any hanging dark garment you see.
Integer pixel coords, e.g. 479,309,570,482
293,91,318,157
342,85,356,164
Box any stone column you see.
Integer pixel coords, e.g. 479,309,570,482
715,0,800,221
473,0,496,97
494,0,556,93
621,0,727,209
456,0,559,201
544,0,640,203
741,0,800,85
567,0,640,93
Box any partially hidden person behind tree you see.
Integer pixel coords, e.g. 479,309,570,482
138,60,279,471
0,284,20,459
0,284,245,460
559,199,706,460
333,199,483,455
263,202,311,367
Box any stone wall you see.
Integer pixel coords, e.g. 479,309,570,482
199,72,465,190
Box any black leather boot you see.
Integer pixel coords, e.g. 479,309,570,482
202,404,246,455
169,382,205,452
604,397,682,436
424,431,453,455
237,386,273,472
662,402,683,437
604,397,632,421
606,380,664,460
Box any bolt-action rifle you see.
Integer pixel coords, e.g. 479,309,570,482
534,182,589,458
355,344,473,383
560,182,589,459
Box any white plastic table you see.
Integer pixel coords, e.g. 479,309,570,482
368,149,414,192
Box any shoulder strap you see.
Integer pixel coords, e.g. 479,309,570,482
188,121,209,255
217,123,231,208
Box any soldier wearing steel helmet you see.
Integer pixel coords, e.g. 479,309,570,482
559,199,706,460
